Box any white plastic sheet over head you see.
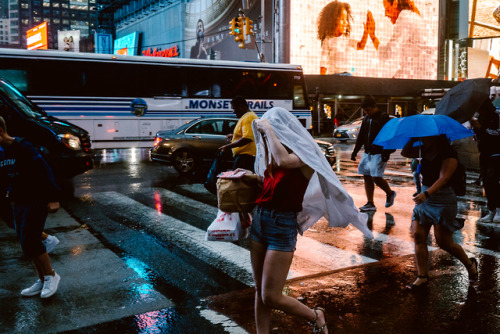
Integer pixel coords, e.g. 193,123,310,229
252,107,373,238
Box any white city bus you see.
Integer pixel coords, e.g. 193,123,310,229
0,49,310,148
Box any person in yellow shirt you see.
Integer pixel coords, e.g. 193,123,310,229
219,96,258,172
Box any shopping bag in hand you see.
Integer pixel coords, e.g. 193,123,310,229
217,170,261,212
204,151,225,194
206,210,242,241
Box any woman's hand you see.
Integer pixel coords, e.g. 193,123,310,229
48,202,60,213
413,193,427,205
233,168,252,175
255,119,272,135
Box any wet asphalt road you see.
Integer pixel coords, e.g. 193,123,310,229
9,142,498,333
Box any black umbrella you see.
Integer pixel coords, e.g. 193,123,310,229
435,78,491,123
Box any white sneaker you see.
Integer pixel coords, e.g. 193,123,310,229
493,209,500,223
40,272,60,299
21,279,43,297
42,235,59,253
478,211,495,223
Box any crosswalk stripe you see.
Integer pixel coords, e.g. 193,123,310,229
92,191,255,286
92,187,500,288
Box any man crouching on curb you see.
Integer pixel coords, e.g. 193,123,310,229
0,116,61,298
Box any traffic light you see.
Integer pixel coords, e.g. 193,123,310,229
229,17,236,36
245,17,254,36
235,16,244,44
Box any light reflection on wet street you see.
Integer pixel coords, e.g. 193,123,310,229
59,141,500,332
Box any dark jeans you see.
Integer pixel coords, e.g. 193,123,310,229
480,154,500,211
233,154,255,172
14,200,48,259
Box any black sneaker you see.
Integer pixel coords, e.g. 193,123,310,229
385,191,397,208
359,202,376,211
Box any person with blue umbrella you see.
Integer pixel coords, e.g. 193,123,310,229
374,115,478,289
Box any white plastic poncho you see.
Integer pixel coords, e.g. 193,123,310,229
252,107,373,238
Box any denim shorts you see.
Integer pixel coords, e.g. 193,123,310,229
250,206,298,252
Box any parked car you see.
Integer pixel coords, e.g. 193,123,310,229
333,115,396,141
150,117,336,174
333,117,364,141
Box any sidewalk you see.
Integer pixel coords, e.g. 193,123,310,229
207,250,500,334
0,208,172,333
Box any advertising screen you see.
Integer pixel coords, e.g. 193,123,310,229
114,32,139,55
57,30,81,52
290,0,439,79
469,0,500,38
184,0,273,61
26,22,48,50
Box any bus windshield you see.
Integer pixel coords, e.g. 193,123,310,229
0,80,45,119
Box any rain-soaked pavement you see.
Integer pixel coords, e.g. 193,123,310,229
0,142,499,333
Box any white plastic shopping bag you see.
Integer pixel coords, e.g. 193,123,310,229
206,210,242,241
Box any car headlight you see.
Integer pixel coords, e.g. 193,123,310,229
58,134,81,150
348,129,358,132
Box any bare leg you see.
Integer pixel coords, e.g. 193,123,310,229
364,175,375,203
32,252,55,280
373,176,392,195
411,220,431,285
434,224,476,276
259,249,327,333
251,240,272,333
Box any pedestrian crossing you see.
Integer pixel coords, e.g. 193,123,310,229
85,182,499,289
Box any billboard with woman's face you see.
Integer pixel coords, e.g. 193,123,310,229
289,0,440,79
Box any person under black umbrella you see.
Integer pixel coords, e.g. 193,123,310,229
470,99,500,223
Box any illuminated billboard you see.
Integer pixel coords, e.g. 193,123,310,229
290,0,439,79
58,30,80,52
26,22,48,50
113,32,139,55
469,0,500,38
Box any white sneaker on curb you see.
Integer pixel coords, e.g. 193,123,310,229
21,279,43,297
359,202,376,212
478,211,494,223
42,235,59,253
493,209,500,223
40,272,60,299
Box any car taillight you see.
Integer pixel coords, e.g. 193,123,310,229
153,137,162,147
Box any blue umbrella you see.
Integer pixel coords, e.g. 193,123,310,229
373,114,474,150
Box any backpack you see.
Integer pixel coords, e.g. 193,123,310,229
449,161,466,196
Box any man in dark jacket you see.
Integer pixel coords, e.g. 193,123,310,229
0,116,61,298
351,96,396,211
470,100,500,223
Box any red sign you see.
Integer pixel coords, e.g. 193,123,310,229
27,22,48,50
142,45,179,58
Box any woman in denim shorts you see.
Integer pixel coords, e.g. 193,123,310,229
248,118,328,333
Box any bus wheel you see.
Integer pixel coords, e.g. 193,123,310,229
172,150,196,174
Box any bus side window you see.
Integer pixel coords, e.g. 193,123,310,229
0,70,28,93
293,84,307,109
186,68,210,97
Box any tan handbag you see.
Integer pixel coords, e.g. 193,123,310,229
217,174,262,212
